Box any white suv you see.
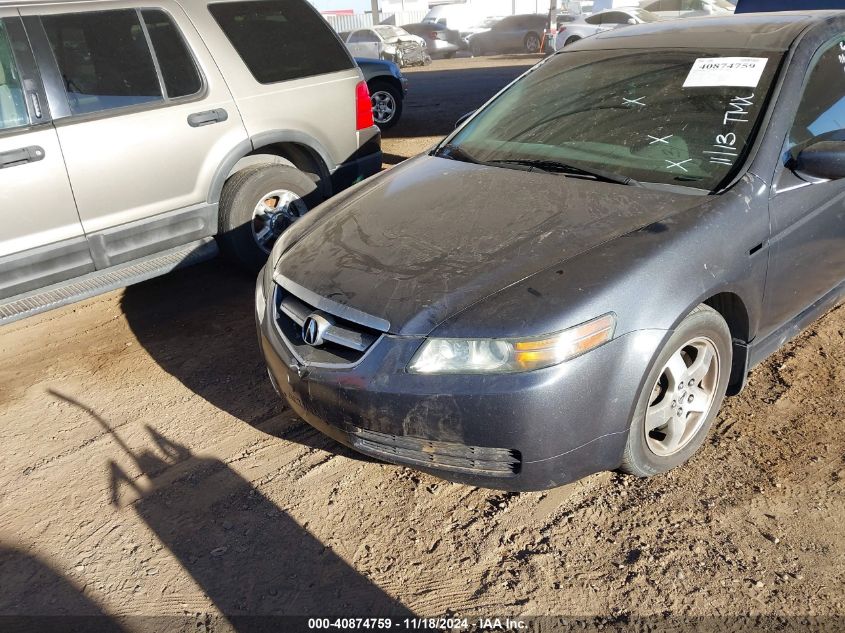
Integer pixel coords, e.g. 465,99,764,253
0,0,381,324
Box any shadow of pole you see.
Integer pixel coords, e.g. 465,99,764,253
49,390,412,629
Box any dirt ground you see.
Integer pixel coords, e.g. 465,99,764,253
1,56,843,631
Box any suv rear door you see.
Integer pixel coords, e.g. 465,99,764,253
20,1,248,269
0,12,92,301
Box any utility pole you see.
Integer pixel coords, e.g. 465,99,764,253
371,0,379,24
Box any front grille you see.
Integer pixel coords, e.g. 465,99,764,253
273,282,384,367
350,428,521,477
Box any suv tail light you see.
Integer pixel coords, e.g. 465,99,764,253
356,81,374,130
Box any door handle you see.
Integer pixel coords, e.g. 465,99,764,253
187,108,228,127
0,146,45,169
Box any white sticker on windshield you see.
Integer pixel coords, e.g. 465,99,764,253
683,57,768,88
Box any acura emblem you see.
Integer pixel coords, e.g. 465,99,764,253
302,313,330,346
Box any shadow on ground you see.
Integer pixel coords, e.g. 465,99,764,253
119,261,369,463
43,390,411,626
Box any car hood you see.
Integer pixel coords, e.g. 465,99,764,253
277,155,706,336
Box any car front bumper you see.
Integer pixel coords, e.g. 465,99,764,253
256,278,666,491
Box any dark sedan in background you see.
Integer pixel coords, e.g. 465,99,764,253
258,12,845,490
401,22,466,58
467,13,548,55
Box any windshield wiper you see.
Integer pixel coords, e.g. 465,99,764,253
488,159,643,187
434,143,482,164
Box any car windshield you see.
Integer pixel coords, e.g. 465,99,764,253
374,26,406,39
441,48,782,192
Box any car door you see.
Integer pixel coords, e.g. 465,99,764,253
19,2,248,269
488,17,515,51
762,35,845,334
0,12,93,301
347,30,381,59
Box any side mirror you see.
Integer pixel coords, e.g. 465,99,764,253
791,140,845,182
455,110,476,129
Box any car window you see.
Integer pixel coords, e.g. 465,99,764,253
349,30,377,43
683,0,705,10
42,10,163,115
786,35,845,151
602,11,634,24
141,10,202,99
0,19,28,130
585,14,603,25
209,0,352,85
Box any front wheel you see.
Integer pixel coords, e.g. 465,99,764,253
620,304,732,478
217,165,323,272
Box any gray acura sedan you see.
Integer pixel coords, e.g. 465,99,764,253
257,12,845,490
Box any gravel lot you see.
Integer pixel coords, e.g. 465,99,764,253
1,56,843,631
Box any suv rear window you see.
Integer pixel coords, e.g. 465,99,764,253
209,0,353,84
43,9,163,115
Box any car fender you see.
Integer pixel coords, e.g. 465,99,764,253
207,131,337,205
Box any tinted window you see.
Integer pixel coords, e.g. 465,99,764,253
787,36,845,150
0,20,28,130
142,10,201,99
43,10,162,115
210,0,352,84
585,14,602,25
601,12,630,24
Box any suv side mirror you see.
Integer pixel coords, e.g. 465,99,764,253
791,140,845,182
455,110,476,128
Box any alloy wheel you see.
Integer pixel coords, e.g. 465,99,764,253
644,336,720,457
251,189,307,254
371,90,396,125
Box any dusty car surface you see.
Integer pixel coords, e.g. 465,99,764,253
0,0,381,324
258,12,845,491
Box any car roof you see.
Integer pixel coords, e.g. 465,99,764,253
574,11,844,51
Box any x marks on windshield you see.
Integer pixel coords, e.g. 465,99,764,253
665,158,693,172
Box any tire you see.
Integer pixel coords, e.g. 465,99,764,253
524,32,541,54
564,36,581,47
369,80,403,130
620,304,732,478
217,165,324,273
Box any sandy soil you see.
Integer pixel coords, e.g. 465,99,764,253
0,56,843,631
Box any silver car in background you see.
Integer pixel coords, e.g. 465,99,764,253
640,0,735,19
555,7,658,49
343,25,429,67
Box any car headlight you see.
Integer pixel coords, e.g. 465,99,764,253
408,314,616,374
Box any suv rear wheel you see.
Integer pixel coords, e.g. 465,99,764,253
218,165,323,272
